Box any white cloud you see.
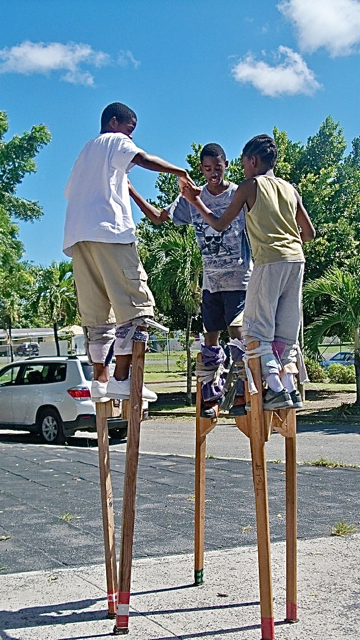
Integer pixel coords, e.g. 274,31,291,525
231,46,321,97
117,50,140,69
0,41,138,86
278,0,360,56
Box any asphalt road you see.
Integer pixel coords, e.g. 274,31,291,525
0,416,359,575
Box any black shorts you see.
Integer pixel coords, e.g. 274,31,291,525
202,289,246,333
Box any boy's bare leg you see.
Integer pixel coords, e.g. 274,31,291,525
114,354,132,381
204,331,220,347
94,363,110,382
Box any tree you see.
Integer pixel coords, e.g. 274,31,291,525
0,111,51,328
31,261,78,355
304,267,360,405
0,111,51,222
145,226,202,404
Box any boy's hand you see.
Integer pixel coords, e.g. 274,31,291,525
178,173,197,193
182,183,201,205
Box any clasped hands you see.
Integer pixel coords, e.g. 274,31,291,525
178,174,201,204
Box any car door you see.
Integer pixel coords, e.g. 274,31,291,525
0,364,23,424
12,364,46,425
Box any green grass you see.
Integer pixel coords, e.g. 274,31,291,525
330,520,357,537
301,457,359,469
306,381,356,392
60,512,80,522
144,371,187,383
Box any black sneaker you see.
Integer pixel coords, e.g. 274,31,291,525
290,389,303,409
200,401,219,418
229,403,247,417
263,388,293,411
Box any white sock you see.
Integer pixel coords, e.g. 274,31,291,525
266,373,284,393
281,372,296,392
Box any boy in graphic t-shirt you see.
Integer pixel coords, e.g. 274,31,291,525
63,102,193,403
181,134,315,410
129,143,253,417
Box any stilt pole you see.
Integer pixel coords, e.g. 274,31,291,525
96,400,118,618
247,340,275,640
113,339,145,635
285,409,298,623
194,352,218,585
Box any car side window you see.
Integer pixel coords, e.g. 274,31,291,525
23,366,45,385
0,365,22,386
49,364,67,383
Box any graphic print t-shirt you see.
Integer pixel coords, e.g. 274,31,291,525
166,183,252,293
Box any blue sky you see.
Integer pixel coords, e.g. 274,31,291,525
1,0,360,266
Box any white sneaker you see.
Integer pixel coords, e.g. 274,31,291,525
91,380,110,403
107,376,157,402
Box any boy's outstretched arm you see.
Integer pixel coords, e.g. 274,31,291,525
294,190,316,242
128,181,169,225
132,150,193,183
182,180,255,231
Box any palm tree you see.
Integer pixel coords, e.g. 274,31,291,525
32,261,78,356
303,266,360,405
146,226,202,405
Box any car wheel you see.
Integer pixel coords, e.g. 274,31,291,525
109,427,128,441
37,408,66,445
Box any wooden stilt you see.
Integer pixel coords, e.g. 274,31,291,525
194,352,218,585
96,400,118,618
114,339,145,635
247,340,275,640
285,410,298,623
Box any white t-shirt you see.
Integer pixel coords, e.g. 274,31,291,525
63,133,143,256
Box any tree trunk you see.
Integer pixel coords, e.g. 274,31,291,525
54,322,60,357
185,312,192,406
354,328,360,406
8,317,14,363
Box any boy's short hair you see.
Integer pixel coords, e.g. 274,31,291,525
100,102,137,132
242,134,278,168
200,143,226,163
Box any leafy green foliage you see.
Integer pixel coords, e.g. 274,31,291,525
304,357,327,382
0,111,51,220
0,111,51,331
327,364,356,384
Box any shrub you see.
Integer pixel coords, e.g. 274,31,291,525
305,357,327,382
327,364,356,384
176,352,196,373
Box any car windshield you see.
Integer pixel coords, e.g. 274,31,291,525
81,362,94,381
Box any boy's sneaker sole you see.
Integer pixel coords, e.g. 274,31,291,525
290,390,303,409
263,388,293,411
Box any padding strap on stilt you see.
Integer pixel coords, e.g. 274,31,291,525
295,344,308,383
195,360,224,385
243,343,274,395
196,344,225,385
115,317,169,350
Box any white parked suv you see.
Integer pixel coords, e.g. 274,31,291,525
0,355,128,444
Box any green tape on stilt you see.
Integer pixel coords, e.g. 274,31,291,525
194,569,204,585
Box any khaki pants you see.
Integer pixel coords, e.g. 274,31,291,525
72,241,154,327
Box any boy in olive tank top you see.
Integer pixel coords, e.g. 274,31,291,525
182,134,315,410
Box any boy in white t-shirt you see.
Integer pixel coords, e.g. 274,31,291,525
63,102,193,402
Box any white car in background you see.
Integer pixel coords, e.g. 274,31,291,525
0,356,129,444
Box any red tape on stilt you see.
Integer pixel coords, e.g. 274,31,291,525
286,601,298,621
107,590,117,613
261,616,275,640
115,592,130,628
